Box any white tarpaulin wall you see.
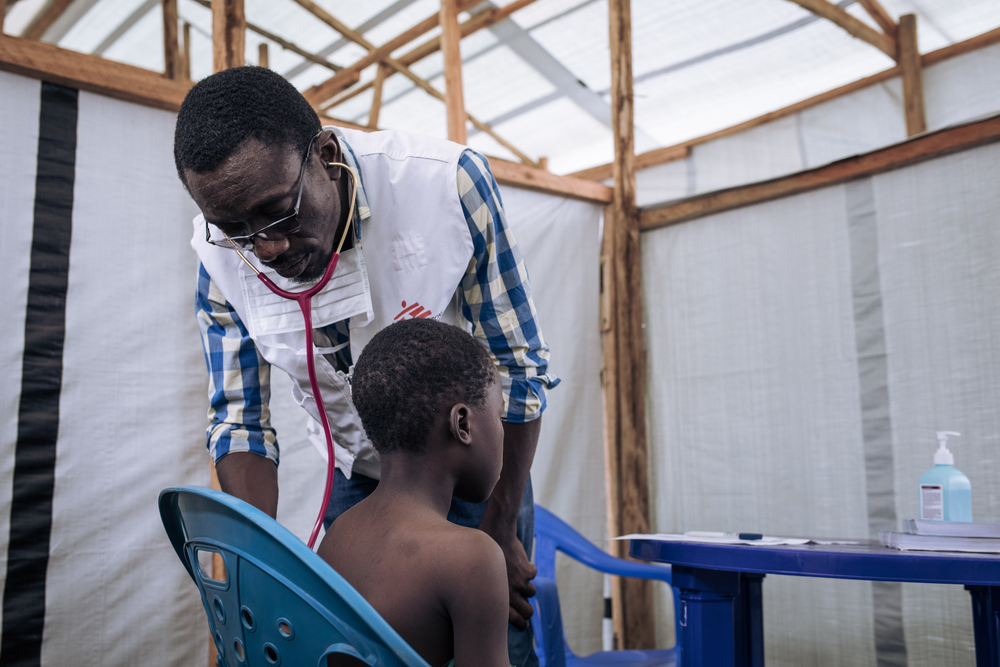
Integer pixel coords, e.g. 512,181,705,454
643,140,1000,666
0,68,606,664
632,42,1000,207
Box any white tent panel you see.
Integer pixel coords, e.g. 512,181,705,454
40,90,206,665
924,42,1000,131
0,71,42,632
874,144,1000,665
692,114,804,194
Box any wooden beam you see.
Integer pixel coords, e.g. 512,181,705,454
23,0,74,41
605,0,654,651
190,0,343,75
302,9,446,108
573,26,1000,182
440,0,466,144
856,0,896,37
181,21,191,81
0,33,191,109
572,145,690,182
319,0,538,112
258,41,268,68
212,0,244,72
898,13,926,136
488,157,613,203
367,63,386,129
786,0,896,59
293,0,535,165
639,113,1000,231
318,114,373,132
162,0,181,80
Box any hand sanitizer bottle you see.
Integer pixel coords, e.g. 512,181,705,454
918,431,972,522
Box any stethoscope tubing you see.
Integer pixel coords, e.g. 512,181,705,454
227,160,358,550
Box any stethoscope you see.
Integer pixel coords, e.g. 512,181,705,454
225,163,359,549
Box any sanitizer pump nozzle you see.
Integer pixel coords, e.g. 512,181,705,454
933,431,961,465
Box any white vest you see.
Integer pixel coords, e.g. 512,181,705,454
191,128,474,478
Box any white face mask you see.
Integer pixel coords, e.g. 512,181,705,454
239,246,373,341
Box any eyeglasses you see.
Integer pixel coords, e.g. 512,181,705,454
205,131,322,251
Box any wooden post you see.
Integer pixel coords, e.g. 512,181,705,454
181,21,191,81
604,0,654,650
368,63,387,129
162,0,181,80
440,0,467,144
212,0,244,73
898,13,926,136
258,42,268,68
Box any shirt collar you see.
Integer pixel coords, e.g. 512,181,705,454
328,127,370,239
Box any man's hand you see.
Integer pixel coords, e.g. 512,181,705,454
215,451,279,518
478,418,542,629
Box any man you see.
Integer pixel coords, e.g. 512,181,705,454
173,66,556,666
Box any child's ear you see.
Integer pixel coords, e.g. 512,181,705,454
448,404,472,445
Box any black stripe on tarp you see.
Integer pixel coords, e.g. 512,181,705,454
1,82,78,667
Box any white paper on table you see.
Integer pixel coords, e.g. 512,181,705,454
615,532,859,546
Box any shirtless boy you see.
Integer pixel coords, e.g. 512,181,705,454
318,318,510,667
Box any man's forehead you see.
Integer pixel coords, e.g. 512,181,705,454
186,138,301,217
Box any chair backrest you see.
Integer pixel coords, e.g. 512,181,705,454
159,486,431,667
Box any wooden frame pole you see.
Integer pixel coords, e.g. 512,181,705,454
162,0,181,80
440,0,466,144
368,63,387,129
605,0,654,650
181,21,191,81
787,0,895,57
856,0,896,37
212,0,244,72
898,13,926,136
258,42,268,68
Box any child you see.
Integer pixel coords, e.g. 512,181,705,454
318,318,510,667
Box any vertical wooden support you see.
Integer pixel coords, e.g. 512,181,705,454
212,0,244,73
258,42,269,68
439,0,467,144
162,0,181,80
181,22,192,81
604,0,654,651
898,13,926,136
368,63,387,129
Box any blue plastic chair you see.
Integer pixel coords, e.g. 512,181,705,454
159,486,431,667
531,505,679,667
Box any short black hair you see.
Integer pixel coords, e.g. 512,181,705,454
173,66,321,185
351,319,498,454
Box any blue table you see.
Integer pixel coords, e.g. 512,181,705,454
629,538,1000,667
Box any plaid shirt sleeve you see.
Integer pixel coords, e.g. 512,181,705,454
195,263,279,465
456,150,560,423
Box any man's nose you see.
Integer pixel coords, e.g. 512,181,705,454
252,236,290,262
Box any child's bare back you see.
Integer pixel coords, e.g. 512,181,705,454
318,319,511,667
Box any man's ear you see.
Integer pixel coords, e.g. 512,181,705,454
448,404,472,446
317,130,343,180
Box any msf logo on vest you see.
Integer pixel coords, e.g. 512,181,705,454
395,300,433,321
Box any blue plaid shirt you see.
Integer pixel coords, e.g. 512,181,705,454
195,147,559,465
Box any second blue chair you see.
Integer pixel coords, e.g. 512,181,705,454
531,505,679,667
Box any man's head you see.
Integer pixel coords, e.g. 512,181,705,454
174,66,349,283
352,319,503,495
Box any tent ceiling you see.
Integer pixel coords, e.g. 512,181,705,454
4,0,999,174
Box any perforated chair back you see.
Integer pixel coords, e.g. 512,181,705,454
532,505,679,667
159,486,431,667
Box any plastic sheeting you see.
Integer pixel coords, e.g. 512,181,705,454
635,43,1000,207
642,139,1000,665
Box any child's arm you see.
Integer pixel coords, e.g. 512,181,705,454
446,530,511,666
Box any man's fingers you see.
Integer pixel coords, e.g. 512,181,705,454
511,594,535,621
518,581,536,599
508,607,529,630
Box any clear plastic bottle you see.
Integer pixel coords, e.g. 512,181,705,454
918,431,972,522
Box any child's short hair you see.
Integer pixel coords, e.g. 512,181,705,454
351,319,498,454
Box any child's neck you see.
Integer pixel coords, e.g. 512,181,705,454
374,451,457,518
